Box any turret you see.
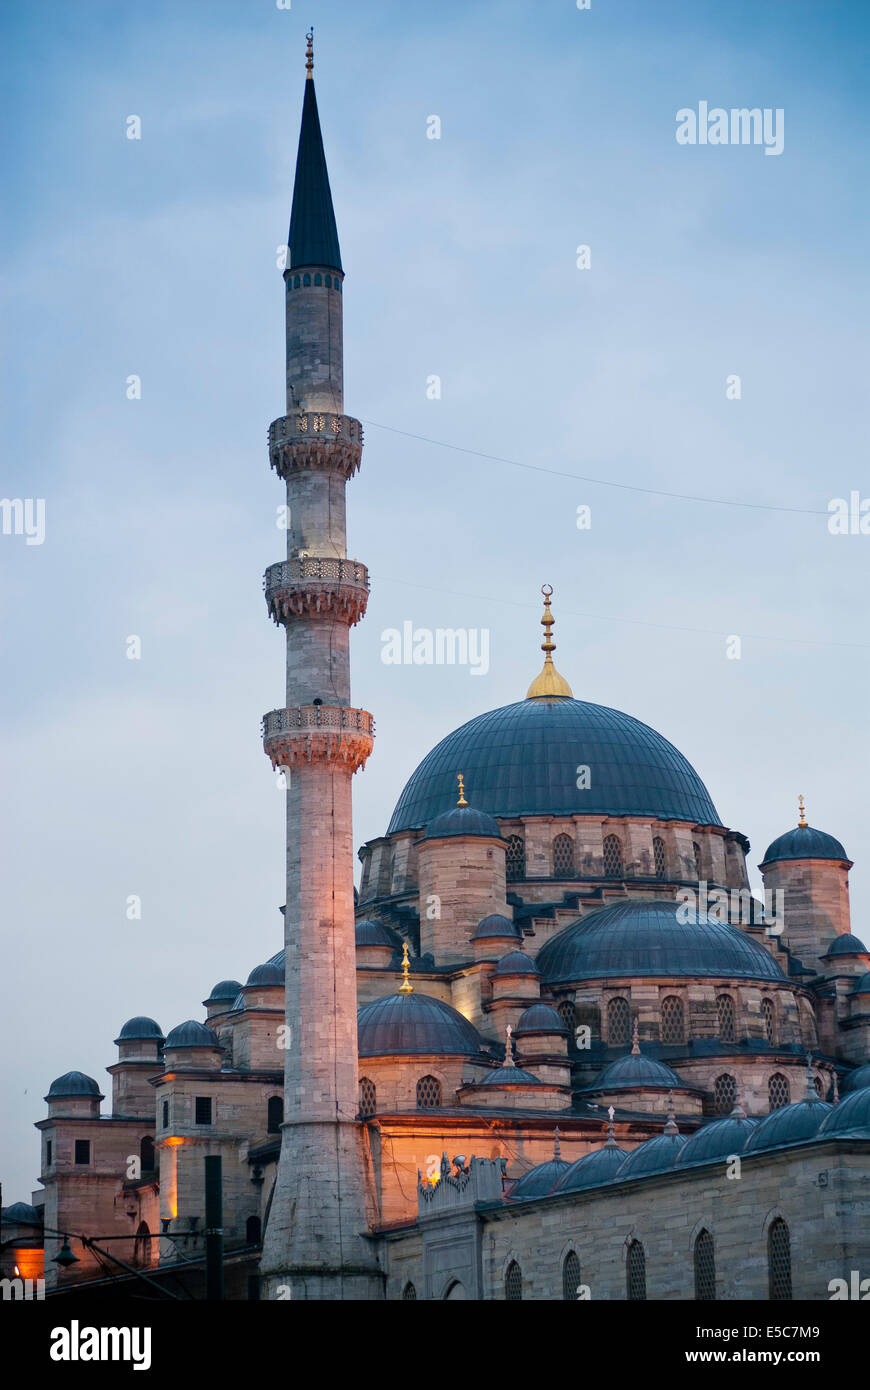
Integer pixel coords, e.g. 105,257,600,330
759,798,852,973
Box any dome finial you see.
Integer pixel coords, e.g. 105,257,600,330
798,793,807,828
456,772,468,808
553,1125,561,1160
804,1052,818,1102
503,1023,515,1068
664,1090,678,1136
631,1016,640,1055
398,940,414,995
526,585,573,699
305,27,314,78
729,1078,747,1119
604,1105,617,1147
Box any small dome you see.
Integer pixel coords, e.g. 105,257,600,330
480,1066,542,1087
514,1003,567,1035
245,961,284,987
744,1098,832,1152
358,991,484,1058
494,951,540,977
583,1051,684,1093
555,1142,627,1192
852,974,870,996
675,1112,757,1166
471,913,521,942
205,980,243,1004
424,805,501,841
46,1071,102,1100
761,824,848,866
164,1020,220,1050
1,1202,42,1226
355,919,401,948
818,1085,870,1137
509,1157,571,1199
116,1016,164,1042
616,1131,686,1179
841,1063,870,1094
824,933,868,958
539,899,786,984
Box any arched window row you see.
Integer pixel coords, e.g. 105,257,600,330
288,272,342,290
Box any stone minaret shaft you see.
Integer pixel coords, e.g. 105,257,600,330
259,42,380,1300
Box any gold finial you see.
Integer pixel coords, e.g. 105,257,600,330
631,1016,640,1055
525,584,573,699
398,940,414,995
456,773,468,808
798,794,807,828
305,27,314,78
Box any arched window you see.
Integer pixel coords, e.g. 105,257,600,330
694,1229,716,1300
661,995,685,1043
603,835,624,878
314,273,322,285
359,1077,377,1118
139,1135,155,1171
416,1075,442,1109
626,1240,646,1300
653,836,667,879
267,1096,283,1133
761,997,776,1044
607,996,631,1046
768,1218,792,1300
134,1221,152,1267
402,1281,417,1300
246,1214,262,1245
768,1073,790,1110
505,834,526,881
303,272,311,285
505,1260,523,1301
553,833,575,878
713,1073,737,1115
558,1000,576,1036
562,1250,581,1301
716,994,735,1043
692,841,703,878
293,274,300,288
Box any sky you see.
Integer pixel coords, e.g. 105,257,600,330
1,0,868,1201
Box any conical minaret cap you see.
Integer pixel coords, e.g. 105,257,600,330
287,30,342,274
526,586,573,699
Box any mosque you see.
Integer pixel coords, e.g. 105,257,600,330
4,38,869,1302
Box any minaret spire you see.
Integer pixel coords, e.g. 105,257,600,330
526,585,573,699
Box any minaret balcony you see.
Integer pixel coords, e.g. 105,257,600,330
269,412,363,480
264,557,369,626
262,705,375,774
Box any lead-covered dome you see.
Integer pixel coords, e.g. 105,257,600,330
616,1130,686,1178
358,992,484,1057
675,1111,757,1166
842,1063,870,1094
164,1020,220,1049
744,1098,831,1152
761,824,848,866
387,698,721,833
116,1016,163,1042
539,900,787,984
554,1141,627,1192
424,804,501,840
583,1051,684,1093
818,1086,870,1137
46,1071,102,1099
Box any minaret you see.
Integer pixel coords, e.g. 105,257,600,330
259,33,381,1300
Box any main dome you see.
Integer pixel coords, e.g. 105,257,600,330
387,698,720,833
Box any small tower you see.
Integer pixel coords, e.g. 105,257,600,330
759,798,853,973
416,774,509,963
259,35,380,1300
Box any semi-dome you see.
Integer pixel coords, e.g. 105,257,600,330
115,1016,164,1042
675,1111,757,1166
508,1156,571,1199
355,919,401,948
744,1098,832,1152
842,1063,870,1094
494,951,539,977
538,899,787,984
205,980,243,1004
761,824,848,866
615,1131,686,1178
554,1141,627,1192
583,1051,684,1094
245,961,284,986
164,1020,220,1049
387,698,721,834
46,1071,102,1099
818,1086,870,1137
1,1201,42,1226
358,991,484,1058
824,934,867,958
514,1003,567,1035
424,804,501,840
471,914,521,942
